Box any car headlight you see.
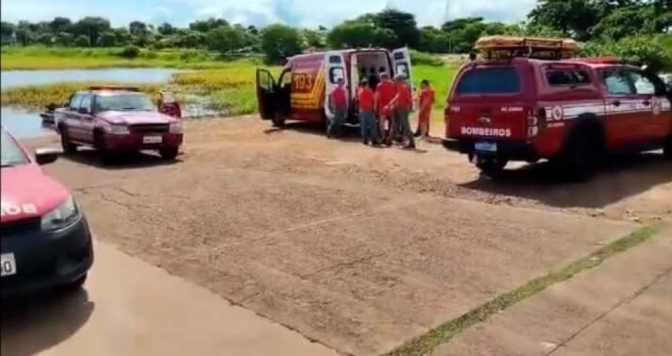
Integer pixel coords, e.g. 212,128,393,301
169,121,182,134
101,122,130,135
41,195,79,231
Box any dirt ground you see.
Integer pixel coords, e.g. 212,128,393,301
22,116,671,355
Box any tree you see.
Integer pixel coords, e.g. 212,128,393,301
74,34,90,47
206,25,244,54
158,22,176,35
72,17,110,47
190,18,229,32
418,26,449,53
302,29,326,49
54,32,74,46
260,24,303,63
593,5,649,41
1,21,15,45
373,9,421,48
327,21,397,49
49,17,72,33
36,33,53,46
527,0,598,41
98,30,117,47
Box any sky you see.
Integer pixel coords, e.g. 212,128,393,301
0,0,538,28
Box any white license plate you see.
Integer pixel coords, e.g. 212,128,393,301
143,136,163,144
1,253,17,277
475,141,497,152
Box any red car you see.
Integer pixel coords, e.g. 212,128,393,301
55,86,184,163
444,36,672,180
1,126,93,298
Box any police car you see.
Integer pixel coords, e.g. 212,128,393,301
1,126,93,298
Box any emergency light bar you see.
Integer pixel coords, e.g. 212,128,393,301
87,85,141,92
474,35,578,60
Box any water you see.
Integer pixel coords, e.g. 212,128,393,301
1,68,179,138
1,68,177,90
1,107,53,138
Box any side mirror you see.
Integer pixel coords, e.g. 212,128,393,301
78,107,90,114
34,148,61,166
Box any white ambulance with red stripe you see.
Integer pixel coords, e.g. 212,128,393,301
444,36,672,180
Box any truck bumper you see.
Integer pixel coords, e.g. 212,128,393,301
443,138,539,162
104,133,183,152
1,215,94,299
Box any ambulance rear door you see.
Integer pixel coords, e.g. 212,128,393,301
392,47,414,107
256,68,278,120
324,51,348,120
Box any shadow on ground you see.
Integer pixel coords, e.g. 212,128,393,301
266,121,429,152
460,152,672,209
1,289,94,356
61,148,182,171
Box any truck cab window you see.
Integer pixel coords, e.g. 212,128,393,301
627,71,656,95
603,71,633,95
69,94,82,110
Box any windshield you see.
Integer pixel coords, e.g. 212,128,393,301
456,67,520,95
94,93,156,112
1,130,30,168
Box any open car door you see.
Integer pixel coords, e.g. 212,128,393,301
256,68,277,120
392,47,414,108
324,51,348,120
158,91,182,119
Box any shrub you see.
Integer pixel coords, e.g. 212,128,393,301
410,50,444,66
117,45,140,59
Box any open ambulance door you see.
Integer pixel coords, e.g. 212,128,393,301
324,51,348,120
392,47,414,108
256,68,277,120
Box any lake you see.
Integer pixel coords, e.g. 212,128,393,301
1,68,179,138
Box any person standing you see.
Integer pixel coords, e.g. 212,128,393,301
415,79,435,138
375,72,397,146
358,79,379,145
327,78,348,138
386,74,415,149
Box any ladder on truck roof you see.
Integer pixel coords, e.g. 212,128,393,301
474,35,579,60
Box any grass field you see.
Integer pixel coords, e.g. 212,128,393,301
1,47,458,116
0,46,258,70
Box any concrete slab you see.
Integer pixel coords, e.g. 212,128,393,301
0,241,338,356
157,196,635,356
433,227,672,356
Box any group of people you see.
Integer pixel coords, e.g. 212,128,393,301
327,72,435,150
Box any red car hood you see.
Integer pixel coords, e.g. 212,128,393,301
1,164,69,224
97,111,176,125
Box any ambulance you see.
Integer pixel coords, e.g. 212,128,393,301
255,47,413,128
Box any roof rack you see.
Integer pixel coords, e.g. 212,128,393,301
474,36,578,61
87,85,140,92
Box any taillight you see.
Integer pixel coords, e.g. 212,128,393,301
527,107,546,138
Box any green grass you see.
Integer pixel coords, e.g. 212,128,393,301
0,46,263,70
386,224,662,356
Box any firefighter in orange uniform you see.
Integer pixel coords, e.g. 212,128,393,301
386,74,416,149
375,72,397,146
415,79,435,138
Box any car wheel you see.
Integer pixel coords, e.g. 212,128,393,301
272,113,285,128
664,136,672,160
59,125,77,154
61,273,87,292
160,147,179,160
559,128,602,182
475,156,508,176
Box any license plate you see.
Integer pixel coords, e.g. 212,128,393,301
143,135,162,144
475,141,497,152
1,253,17,277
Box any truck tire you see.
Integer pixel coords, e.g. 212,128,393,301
558,126,603,182
59,124,77,154
272,113,285,128
475,156,508,176
160,147,179,160
664,136,672,160
94,130,114,165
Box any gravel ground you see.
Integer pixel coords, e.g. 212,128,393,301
22,116,670,355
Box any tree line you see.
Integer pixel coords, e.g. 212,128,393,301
1,0,670,65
